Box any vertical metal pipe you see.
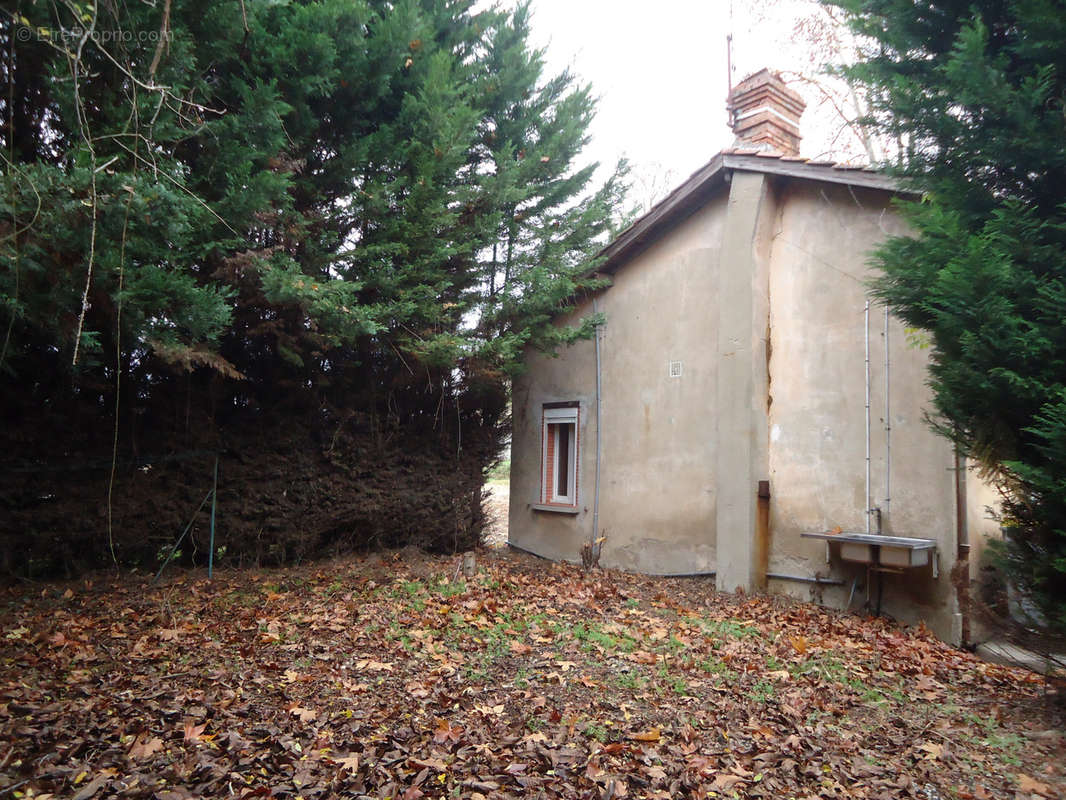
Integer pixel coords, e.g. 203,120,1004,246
726,34,734,96
884,307,891,516
591,297,603,547
864,301,871,533
954,447,970,644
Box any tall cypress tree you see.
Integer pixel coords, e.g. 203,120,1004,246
0,0,626,570
826,0,1066,629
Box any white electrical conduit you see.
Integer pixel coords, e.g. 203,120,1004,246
865,301,871,534
592,297,603,548
884,306,891,516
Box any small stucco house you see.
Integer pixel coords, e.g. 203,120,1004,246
507,70,998,645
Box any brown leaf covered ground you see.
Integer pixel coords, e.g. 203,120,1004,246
1,549,1062,800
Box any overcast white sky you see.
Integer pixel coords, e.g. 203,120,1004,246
502,0,850,204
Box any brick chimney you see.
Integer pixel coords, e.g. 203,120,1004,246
726,69,806,156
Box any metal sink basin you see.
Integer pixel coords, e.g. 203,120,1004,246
802,531,939,575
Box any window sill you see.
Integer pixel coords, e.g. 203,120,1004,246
531,503,580,515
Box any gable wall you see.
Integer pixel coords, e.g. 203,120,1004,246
509,170,999,645
509,193,728,573
764,180,965,641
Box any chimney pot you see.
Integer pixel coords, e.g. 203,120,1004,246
726,69,807,157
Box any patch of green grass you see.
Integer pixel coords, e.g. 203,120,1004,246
217,589,259,609
663,635,687,653
653,662,689,695
434,579,467,598
582,721,608,742
257,622,288,643
956,711,1026,765
513,668,529,689
463,664,489,683
570,622,638,653
789,654,866,690
697,657,736,682
319,579,344,596
698,618,761,644
492,612,528,633
391,579,424,598
480,630,512,663
860,688,889,706
748,680,775,703
477,573,501,590
979,731,1025,765
666,674,688,695
543,618,568,636
613,670,645,690
676,713,706,731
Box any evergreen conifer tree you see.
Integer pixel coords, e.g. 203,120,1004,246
826,0,1066,629
0,0,626,570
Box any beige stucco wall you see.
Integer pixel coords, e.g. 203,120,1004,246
509,168,996,645
509,193,728,574
965,458,1004,642
508,307,597,564
966,461,1003,572
764,181,963,642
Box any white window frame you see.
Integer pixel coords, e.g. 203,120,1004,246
542,405,579,506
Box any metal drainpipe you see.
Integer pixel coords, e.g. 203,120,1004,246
955,447,971,645
591,297,603,549
766,573,845,586
884,307,891,518
864,301,871,534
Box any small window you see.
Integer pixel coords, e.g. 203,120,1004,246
542,405,579,506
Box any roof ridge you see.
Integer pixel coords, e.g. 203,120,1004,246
595,150,903,274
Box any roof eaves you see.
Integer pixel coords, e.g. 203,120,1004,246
597,153,727,274
720,153,904,193
595,150,913,277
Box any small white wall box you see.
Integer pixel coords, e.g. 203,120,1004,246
669,360,683,378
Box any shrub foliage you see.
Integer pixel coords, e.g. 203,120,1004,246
828,0,1066,629
0,0,626,574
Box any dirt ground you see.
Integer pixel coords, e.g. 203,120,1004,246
482,481,509,548
1,547,1062,800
